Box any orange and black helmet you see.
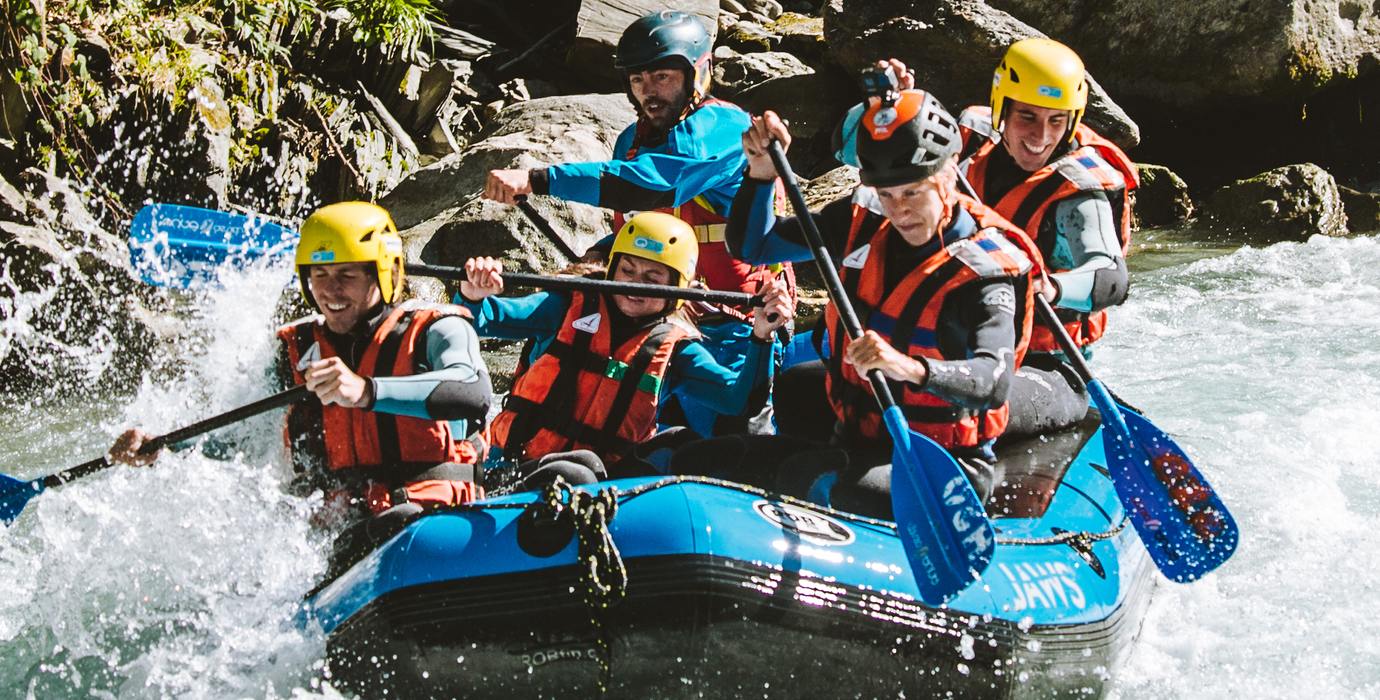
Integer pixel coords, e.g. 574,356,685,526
854,90,962,188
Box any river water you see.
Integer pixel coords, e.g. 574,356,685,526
1,230,1377,698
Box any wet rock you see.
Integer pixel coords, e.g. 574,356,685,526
803,165,859,211
985,0,1380,109
1201,163,1348,240
380,94,636,284
823,0,1140,149
722,20,780,52
1133,164,1194,229
568,0,720,89
1338,184,1380,234
722,0,750,15
769,12,825,63
735,68,856,177
744,0,785,20
713,50,814,98
0,173,24,220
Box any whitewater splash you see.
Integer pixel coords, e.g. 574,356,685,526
1,233,1378,698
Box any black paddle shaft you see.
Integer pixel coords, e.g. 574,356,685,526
42,385,311,489
409,263,762,307
514,196,583,261
767,141,900,409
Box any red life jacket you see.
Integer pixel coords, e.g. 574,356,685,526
958,105,1138,352
278,302,479,485
614,97,796,321
824,192,1040,448
490,291,693,463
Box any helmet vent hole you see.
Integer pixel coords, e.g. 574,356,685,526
360,231,373,242
1009,68,1020,83
668,236,678,244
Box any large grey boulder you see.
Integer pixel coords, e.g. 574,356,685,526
380,94,637,288
1201,163,1348,240
568,0,720,89
713,49,815,98
986,0,1380,108
1133,164,1194,229
822,0,1140,149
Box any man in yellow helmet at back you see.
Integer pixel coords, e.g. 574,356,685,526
110,202,494,531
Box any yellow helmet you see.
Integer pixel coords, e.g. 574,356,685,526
294,201,405,309
990,38,1088,144
608,212,698,305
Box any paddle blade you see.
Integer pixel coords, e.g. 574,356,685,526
129,204,295,288
0,473,43,525
1102,401,1239,582
886,407,995,604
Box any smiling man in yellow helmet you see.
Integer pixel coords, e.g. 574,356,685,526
110,202,493,527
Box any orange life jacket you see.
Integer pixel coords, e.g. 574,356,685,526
278,302,480,484
490,291,692,463
958,105,1138,352
615,97,796,321
824,192,1040,448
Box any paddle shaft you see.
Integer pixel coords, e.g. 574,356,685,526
409,263,761,307
514,195,583,261
766,142,898,406
39,385,311,489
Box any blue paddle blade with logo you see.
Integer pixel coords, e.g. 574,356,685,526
128,204,295,288
1089,380,1238,582
885,407,995,604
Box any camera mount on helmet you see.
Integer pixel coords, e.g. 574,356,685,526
859,65,901,107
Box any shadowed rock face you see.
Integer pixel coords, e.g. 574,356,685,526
822,0,1140,149
1201,163,1349,240
986,0,1380,108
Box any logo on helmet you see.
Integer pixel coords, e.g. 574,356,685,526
871,107,898,132
1037,85,1063,99
309,248,335,263
632,236,665,253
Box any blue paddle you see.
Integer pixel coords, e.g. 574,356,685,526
1036,295,1238,581
0,386,310,525
951,171,1238,581
128,203,297,288
767,142,994,604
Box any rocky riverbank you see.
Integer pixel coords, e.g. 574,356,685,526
3,0,1379,391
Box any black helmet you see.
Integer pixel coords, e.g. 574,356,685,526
615,11,713,103
855,90,962,188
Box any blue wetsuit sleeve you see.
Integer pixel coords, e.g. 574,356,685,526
371,315,493,422
1049,192,1128,313
726,177,856,265
452,290,569,341
546,108,748,213
663,338,774,417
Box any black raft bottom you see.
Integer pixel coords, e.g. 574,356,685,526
326,551,1152,699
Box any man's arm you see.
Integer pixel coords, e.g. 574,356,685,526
725,176,855,265
921,279,1018,410
371,315,494,423
1049,191,1129,313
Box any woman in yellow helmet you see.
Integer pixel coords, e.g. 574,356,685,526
457,211,794,487
110,202,494,531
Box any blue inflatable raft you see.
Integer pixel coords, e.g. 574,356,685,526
303,411,1154,698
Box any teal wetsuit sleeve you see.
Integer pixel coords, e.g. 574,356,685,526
371,315,493,422
1049,192,1127,313
663,337,774,417
833,103,865,167
453,290,569,341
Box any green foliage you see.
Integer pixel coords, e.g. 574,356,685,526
0,0,434,187
330,0,440,60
